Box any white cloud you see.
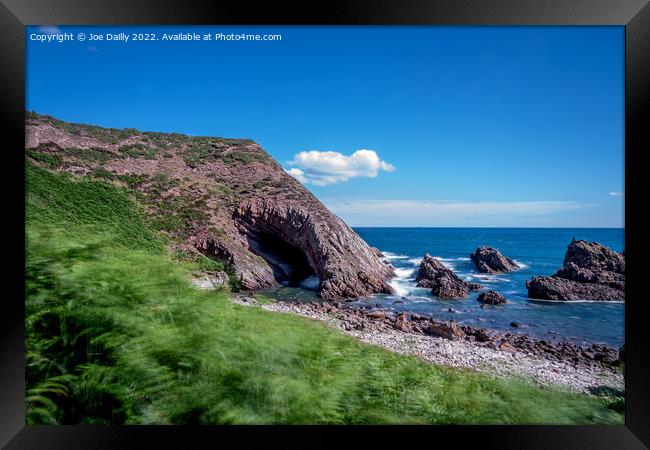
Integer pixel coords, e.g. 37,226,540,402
324,199,593,227
285,149,394,186
608,192,624,196
286,168,307,183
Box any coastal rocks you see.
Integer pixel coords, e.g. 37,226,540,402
266,299,621,372
526,276,624,301
499,341,517,353
469,246,520,273
461,326,493,343
424,320,465,340
526,239,625,301
564,239,625,274
476,290,507,305
394,312,413,332
191,271,229,290
415,254,482,299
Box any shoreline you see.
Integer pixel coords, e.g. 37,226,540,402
232,294,624,396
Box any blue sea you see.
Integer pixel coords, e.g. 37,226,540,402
263,228,625,348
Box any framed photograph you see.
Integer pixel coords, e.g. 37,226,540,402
1,0,648,448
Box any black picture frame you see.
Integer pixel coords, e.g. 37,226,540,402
1,1,648,448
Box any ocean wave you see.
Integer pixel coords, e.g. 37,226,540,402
389,279,412,297
433,256,471,262
407,257,423,266
393,267,416,279
382,251,409,260
513,260,529,269
466,274,511,283
431,256,454,269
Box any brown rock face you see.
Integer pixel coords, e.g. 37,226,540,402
25,113,394,299
526,239,624,301
415,254,482,299
469,246,519,273
563,239,624,274
231,198,395,299
393,312,413,332
424,320,465,340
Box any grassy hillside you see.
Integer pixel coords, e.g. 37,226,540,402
25,165,623,424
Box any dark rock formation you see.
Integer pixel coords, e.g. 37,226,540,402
477,290,507,305
563,238,625,274
415,254,482,299
469,246,519,273
25,113,394,300
526,239,624,301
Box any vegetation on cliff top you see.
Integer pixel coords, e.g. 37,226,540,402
27,111,270,167
25,165,623,425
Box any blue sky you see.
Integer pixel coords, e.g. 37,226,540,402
26,26,624,227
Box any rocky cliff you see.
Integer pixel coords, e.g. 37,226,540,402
25,112,394,299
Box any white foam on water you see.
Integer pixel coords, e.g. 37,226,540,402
431,256,454,269
409,295,433,302
382,251,409,260
467,274,511,283
513,260,529,269
389,278,412,297
528,298,624,304
434,256,470,262
394,267,416,279
299,275,321,290
407,257,423,266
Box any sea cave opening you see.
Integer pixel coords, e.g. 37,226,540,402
254,231,317,287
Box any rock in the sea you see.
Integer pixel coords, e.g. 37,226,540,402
415,254,482,299
526,239,624,301
563,239,625,274
476,290,507,305
469,246,519,273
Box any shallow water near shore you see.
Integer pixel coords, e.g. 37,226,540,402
261,227,624,348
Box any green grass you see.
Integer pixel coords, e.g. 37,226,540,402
182,142,216,168
63,147,114,164
29,113,134,144
25,166,624,425
119,144,158,160
27,165,162,252
221,150,272,165
91,167,116,180
26,149,61,168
